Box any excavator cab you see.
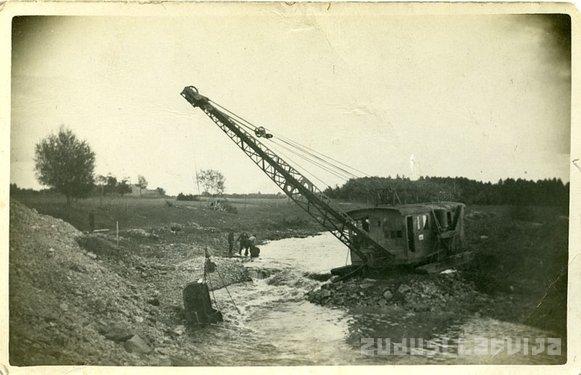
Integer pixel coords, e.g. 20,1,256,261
346,202,466,266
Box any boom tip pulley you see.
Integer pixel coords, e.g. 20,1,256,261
254,126,273,139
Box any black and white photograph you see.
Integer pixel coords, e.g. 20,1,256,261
4,2,577,369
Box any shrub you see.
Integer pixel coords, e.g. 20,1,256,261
177,193,200,201
222,202,238,214
281,215,307,228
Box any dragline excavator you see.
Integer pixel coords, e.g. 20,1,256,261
181,86,467,273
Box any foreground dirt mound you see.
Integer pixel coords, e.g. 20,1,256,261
10,201,158,364
9,201,249,366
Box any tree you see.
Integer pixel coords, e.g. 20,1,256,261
104,174,118,195
196,169,226,196
34,127,95,206
137,175,148,196
156,187,166,196
10,183,20,195
117,178,132,196
94,174,108,205
95,174,107,195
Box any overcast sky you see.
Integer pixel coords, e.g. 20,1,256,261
11,11,571,195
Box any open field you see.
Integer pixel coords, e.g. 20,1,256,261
12,194,327,256
9,194,569,364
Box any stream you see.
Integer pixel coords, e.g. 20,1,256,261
191,233,565,365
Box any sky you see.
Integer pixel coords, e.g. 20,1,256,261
10,11,571,195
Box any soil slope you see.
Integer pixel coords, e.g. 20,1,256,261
9,200,248,366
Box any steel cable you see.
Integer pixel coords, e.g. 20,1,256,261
209,99,369,179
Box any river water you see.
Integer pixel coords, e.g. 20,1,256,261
193,233,565,365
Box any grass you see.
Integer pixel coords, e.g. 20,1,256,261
11,193,326,248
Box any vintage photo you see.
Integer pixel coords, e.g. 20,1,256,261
7,4,572,367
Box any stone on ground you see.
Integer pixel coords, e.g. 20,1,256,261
124,335,152,354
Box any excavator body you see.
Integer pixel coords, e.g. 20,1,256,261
347,202,465,266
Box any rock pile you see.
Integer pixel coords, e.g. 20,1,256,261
306,271,490,313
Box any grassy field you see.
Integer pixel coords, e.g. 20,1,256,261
13,194,324,238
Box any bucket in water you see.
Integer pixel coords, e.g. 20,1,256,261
182,281,223,326
250,246,260,258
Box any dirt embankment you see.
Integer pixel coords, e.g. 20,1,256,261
462,206,568,336
9,200,250,366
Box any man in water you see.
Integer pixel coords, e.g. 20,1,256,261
237,232,249,256
247,234,257,256
227,231,235,257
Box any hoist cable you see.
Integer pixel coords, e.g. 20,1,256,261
276,136,372,177
264,141,333,189
216,111,336,188
215,268,241,315
224,113,257,134
214,105,351,183
276,138,359,178
269,138,353,181
210,100,365,181
205,247,241,314
271,135,355,180
210,99,369,178
210,100,258,132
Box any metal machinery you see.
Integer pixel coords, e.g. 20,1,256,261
181,86,465,271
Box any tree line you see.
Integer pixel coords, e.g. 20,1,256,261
323,176,569,207
93,174,134,197
21,127,570,209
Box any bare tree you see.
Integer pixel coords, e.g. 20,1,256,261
95,174,107,204
137,175,148,196
196,169,226,196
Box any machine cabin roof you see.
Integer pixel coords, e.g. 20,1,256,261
346,202,465,217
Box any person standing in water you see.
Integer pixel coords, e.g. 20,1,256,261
247,234,257,256
237,232,249,256
227,231,235,257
